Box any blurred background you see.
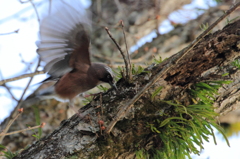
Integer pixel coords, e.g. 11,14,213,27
0,0,240,158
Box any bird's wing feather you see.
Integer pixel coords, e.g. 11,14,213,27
37,3,91,78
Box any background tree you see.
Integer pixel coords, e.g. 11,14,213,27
0,0,240,158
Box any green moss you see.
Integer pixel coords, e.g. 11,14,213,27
136,80,231,159
90,80,231,159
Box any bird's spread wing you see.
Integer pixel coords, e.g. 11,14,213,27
37,2,91,78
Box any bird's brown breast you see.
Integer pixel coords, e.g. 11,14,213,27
54,71,99,100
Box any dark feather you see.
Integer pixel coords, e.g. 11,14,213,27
37,3,91,78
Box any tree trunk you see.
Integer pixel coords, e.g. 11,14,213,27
13,17,240,159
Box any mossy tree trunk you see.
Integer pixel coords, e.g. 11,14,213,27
1,0,240,158
13,17,240,159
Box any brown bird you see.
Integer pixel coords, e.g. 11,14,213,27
25,2,116,114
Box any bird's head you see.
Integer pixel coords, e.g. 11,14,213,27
91,63,117,90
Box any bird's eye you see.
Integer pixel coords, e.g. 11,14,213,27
107,75,111,78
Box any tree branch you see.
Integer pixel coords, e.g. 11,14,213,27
0,71,44,86
13,18,240,158
105,27,130,80
0,29,19,35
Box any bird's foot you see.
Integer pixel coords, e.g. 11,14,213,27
84,92,102,99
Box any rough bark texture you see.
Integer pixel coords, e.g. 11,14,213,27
12,18,240,159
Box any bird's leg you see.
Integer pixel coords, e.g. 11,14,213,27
83,92,102,99
69,99,83,117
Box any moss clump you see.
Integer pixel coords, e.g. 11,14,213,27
137,81,231,159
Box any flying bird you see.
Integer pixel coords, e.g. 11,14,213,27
25,2,117,114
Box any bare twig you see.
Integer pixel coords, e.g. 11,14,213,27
0,60,41,143
2,1,44,24
105,27,129,79
120,20,132,81
16,60,41,113
0,71,44,85
0,108,23,135
105,2,240,134
0,123,45,137
29,0,40,22
19,53,34,72
1,85,18,101
0,29,19,35
0,71,18,101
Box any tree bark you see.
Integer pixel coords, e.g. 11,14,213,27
13,18,240,159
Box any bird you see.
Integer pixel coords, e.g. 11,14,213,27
24,1,117,114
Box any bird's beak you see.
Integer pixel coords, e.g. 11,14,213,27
110,82,118,91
